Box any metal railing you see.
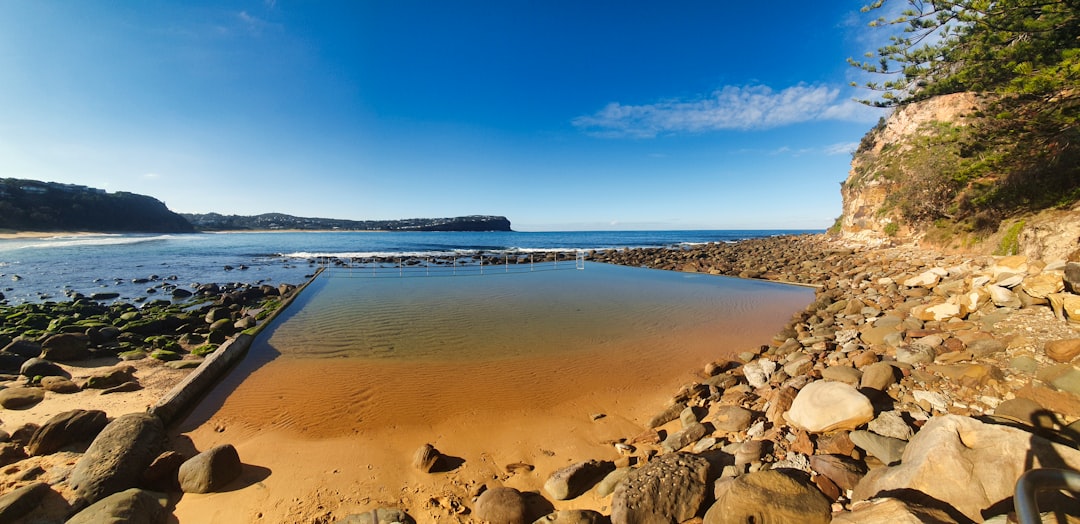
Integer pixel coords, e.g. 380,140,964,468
1015,468,1080,524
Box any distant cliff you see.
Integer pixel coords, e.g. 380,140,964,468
182,213,513,232
0,178,195,233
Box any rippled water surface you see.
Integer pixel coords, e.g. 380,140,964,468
182,263,813,436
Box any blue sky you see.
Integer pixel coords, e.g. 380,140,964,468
0,1,891,231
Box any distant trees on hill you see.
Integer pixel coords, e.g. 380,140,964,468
0,178,195,233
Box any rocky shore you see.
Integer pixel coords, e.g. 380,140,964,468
3,234,1080,523
0,280,298,522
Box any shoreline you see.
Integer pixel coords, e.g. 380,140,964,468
3,233,1080,522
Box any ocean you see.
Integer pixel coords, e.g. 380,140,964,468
0,229,819,304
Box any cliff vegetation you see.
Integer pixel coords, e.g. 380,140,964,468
0,178,194,234
838,0,1080,256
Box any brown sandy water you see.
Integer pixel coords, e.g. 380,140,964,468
171,263,812,522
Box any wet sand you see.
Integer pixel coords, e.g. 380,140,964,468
170,266,812,522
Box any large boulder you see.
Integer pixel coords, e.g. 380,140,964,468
611,452,711,524
784,380,874,434
39,333,90,362
69,413,165,508
853,415,1080,522
543,460,614,500
27,409,109,455
19,357,68,378
66,488,169,524
178,444,243,493
474,486,527,524
703,470,832,524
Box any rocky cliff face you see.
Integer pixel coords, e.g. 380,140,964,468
838,93,1080,261
838,92,982,243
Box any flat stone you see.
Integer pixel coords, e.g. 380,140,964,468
0,482,52,522
40,376,80,393
850,430,907,465
860,362,899,391
710,405,753,433
1046,339,1080,363
821,366,863,386
866,410,914,441
832,497,962,524
895,344,935,365
0,387,44,409
808,454,866,491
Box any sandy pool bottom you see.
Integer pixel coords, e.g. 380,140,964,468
170,265,812,522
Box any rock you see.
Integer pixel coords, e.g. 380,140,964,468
39,333,90,361
40,375,80,393
784,381,874,434
412,443,443,473
544,459,614,500
831,497,962,523
994,398,1050,427
2,339,41,358
808,454,866,491
710,405,754,433
735,439,764,467
27,409,109,455
1066,262,1080,294
860,362,899,391
337,508,417,524
66,488,169,524
661,421,707,452
895,344,935,365
849,430,907,465
0,482,52,522
0,442,27,466
987,285,1022,308
1023,272,1064,298
703,470,831,524
648,402,686,428
474,487,527,524
595,467,631,497
142,451,186,492
821,366,863,386
19,357,68,378
0,387,44,409
765,385,798,425
743,359,777,388
853,415,1080,522
611,452,711,524
867,411,914,441
1045,338,1080,363
178,444,243,493
69,412,165,508
83,365,137,389
904,270,942,288
1065,294,1080,323
967,338,1006,358
531,510,605,524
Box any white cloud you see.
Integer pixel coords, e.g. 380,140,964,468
572,84,878,138
824,142,860,156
